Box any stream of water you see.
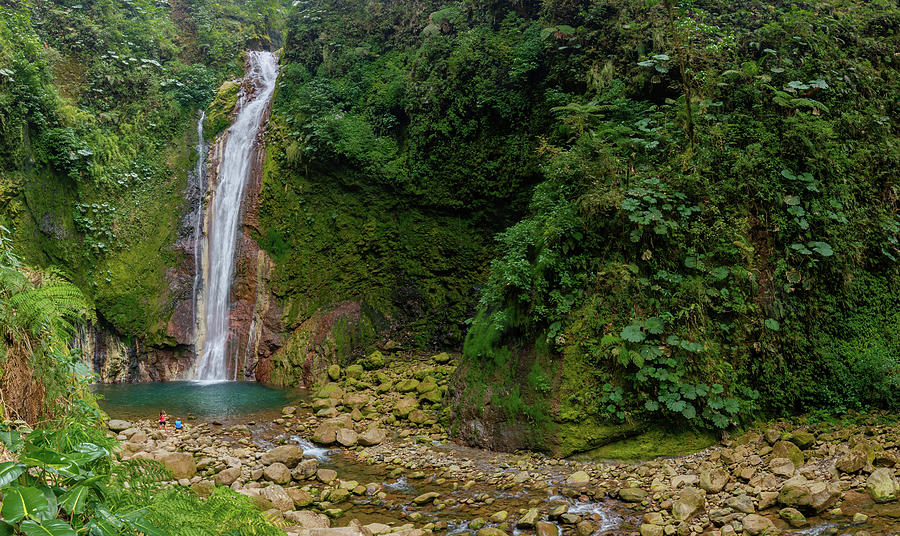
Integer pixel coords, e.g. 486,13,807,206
193,51,279,381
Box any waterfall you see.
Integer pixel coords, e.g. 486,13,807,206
191,110,207,340
193,51,279,381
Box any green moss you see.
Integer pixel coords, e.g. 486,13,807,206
205,80,241,139
575,428,718,462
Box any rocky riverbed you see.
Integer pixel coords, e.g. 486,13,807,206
104,352,900,536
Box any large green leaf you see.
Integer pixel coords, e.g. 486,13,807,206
0,486,50,523
21,450,78,479
0,430,23,453
58,486,89,515
0,521,12,536
0,462,26,488
66,443,107,467
19,520,77,536
34,487,57,522
620,323,645,343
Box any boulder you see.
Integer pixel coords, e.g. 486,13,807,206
778,507,807,528
342,392,370,409
262,484,294,511
639,525,663,536
345,364,364,379
866,467,899,503
215,466,242,486
772,441,804,466
671,487,705,521
777,475,841,513
336,428,358,447
433,352,451,364
412,492,440,505
357,428,387,446
536,521,558,536
517,508,541,528
262,445,303,468
313,423,340,445
284,510,330,528
293,459,319,480
327,364,341,381
160,452,196,479
741,514,775,536
393,397,418,418
416,378,438,394
396,379,420,393
699,468,729,493
769,457,795,477
836,449,867,474
287,488,314,508
671,474,698,489
725,494,754,514
316,468,337,483
108,419,131,432
361,350,385,370
566,471,590,486
263,463,292,485
408,409,428,424
788,430,816,450
476,529,507,536
619,487,648,503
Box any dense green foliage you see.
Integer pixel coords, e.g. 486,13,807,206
259,0,559,342
0,0,285,340
461,0,899,441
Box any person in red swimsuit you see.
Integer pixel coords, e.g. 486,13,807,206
159,410,167,430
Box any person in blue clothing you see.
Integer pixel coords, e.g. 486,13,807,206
174,417,183,431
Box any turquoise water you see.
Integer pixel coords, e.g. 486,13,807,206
93,381,302,422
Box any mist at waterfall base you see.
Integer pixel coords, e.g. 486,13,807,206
93,382,301,423
193,51,279,381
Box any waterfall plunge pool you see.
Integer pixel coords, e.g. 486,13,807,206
92,381,304,425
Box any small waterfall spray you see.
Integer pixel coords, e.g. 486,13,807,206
193,51,278,381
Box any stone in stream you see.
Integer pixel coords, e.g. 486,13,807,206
490,511,509,523
618,487,647,502
866,467,899,502
698,468,729,493
282,406,297,416
777,475,841,512
160,452,197,479
516,508,540,528
284,509,330,528
313,423,340,444
787,430,816,450
262,445,303,468
263,463,292,485
357,428,386,446
316,468,337,483
412,492,440,505
638,525,663,536
671,487,705,521
294,459,319,480
287,488,313,508
408,409,428,424
215,466,242,486
778,507,808,528
476,529,507,536
741,514,775,536
108,419,132,432
336,428,358,447
535,521,558,536
565,471,590,486
326,488,350,503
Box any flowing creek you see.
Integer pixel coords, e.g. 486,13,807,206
92,383,887,536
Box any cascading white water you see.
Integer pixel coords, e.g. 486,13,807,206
193,51,278,381
191,111,207,335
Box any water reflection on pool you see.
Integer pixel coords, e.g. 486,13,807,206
92,381,303,422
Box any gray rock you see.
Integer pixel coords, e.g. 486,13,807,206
215,466,242,486
358,428,387,446
263,462,292,484
108,419,132,432
261,445,303,468
741,514,775,536
836,449,867,474
619,487,648,502
160,452,197,479
517,508,540,528
671,487,706,521
725,494,754,514
866,467,899,503
261,484,294,511
336,428,358,447
769,457,795,477
284,509,330,528
699,469,729,493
